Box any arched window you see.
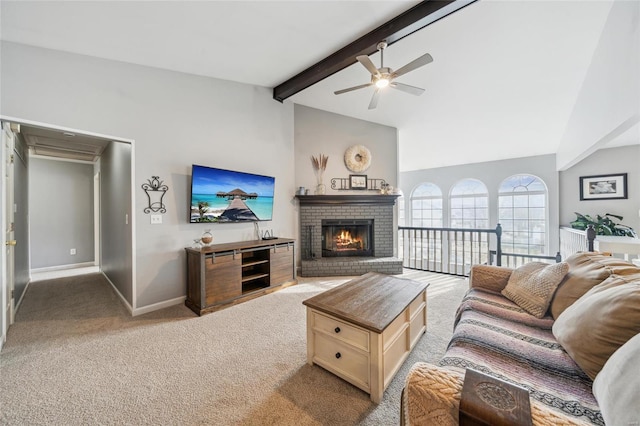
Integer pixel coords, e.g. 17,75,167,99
450,179,489,228
498,174,547,255
410,183,443,228
397,195,405,226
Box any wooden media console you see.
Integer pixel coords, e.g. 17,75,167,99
185,238,296,315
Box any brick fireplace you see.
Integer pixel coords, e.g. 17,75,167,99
297,194,402,276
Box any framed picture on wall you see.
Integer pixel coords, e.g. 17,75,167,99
579,173,627,200
349,174,368,190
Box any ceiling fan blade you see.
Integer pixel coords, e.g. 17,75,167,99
392,53,433,78
334,83,374,95
368,88,381,110
390,82,425,96
356,55,380,77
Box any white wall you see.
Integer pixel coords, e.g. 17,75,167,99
556,1,640,170
560,145,640,232
1,42,295,310
400,154,560,253
29,157,94,269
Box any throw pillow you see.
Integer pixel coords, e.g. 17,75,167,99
593,332,640,426
552,275,640,380
501,261,569,318
550,252,636,319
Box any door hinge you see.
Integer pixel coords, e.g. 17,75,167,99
11,290,14,299
10,154,14,164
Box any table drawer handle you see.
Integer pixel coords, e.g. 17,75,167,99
334,327,341,333
335,352,341,359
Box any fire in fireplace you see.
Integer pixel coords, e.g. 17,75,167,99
322,219,373,257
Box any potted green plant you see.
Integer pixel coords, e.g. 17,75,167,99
570,212,637,238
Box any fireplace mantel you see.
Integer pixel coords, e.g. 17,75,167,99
295,194,400,205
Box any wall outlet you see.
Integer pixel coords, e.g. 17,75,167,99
151,214,162,224
70,248,76,255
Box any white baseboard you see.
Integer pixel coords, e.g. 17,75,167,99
101,272,185,317
14,280,31,313
31,262,96,273
101,272,133,315
132,296,186,317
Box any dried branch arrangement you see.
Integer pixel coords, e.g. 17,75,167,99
311,154,328,172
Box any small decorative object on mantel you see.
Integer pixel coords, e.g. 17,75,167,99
380,183,393,194
311,154,328,195
344,145,372,173
142,176,168,214
579,173,627,201
349,174,368,190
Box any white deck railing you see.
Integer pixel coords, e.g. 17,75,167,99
560,227,592,260
560,226,640,265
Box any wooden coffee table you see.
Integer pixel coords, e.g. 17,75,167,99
303,272,429,403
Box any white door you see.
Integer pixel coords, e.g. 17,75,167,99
2,122,16,341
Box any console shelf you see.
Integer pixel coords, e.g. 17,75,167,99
185,238,296,316
242,273,269,283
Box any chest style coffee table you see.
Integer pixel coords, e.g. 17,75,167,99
303,272,429,403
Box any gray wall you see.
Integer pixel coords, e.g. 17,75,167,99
294,105,398,193
293,104,399,263
13,132,29,304
400,154,560,253
560,145,640,231
1,41,295,310
101,142,132,304
29,157,94,268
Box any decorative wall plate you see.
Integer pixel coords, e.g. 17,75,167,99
344,145,372,173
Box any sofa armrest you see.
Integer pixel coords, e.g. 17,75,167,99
469,264,513,293
403,363,590,426
404,362,463,426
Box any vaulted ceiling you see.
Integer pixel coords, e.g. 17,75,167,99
1,1,637,170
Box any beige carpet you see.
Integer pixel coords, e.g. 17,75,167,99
0,270,467,425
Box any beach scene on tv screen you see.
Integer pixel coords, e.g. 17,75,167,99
190,166,275,223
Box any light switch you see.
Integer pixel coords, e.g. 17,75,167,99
151,214,162,224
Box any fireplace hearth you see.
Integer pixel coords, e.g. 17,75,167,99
322,219,373,257
297,194,403,276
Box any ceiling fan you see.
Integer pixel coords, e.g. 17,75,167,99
334,41,433,110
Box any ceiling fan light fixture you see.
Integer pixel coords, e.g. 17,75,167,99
334,41,432,109
375,78,389,89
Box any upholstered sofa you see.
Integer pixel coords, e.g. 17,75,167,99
403,252,640,426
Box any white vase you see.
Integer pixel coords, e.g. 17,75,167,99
315,183,326,195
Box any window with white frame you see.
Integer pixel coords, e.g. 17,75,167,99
450,179,489,228
398,195,406,226
410,183,443,228
498,174,547,255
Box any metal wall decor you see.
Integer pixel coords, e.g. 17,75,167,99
142,176,168,213
331,177,387,191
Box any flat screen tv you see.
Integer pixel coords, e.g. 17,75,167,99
190,164,275,223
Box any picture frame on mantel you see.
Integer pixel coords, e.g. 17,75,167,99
350,174,368,190
579,173,627,201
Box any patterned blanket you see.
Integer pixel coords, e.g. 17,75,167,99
438,288,603,425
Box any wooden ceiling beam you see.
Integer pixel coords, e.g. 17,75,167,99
272,0,477,102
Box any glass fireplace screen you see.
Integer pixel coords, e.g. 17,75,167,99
321,219,374,257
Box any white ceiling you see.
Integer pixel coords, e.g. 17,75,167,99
1,0,637,170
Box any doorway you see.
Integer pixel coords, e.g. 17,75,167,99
0,116,135,345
